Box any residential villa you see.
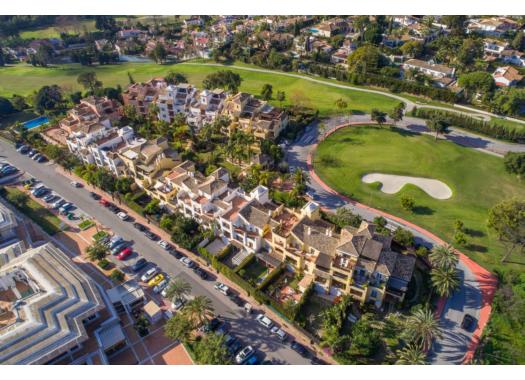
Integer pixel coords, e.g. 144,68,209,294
493,66,524,87
186,89,227,129
483,39,509,57
500,49,525,67
121,78,167,118
467,17,520,37
403,59,456,79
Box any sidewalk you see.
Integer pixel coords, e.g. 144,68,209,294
55,165,337,364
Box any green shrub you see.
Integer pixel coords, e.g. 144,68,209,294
98,258,110,270
109,269,125,283
78,219,95,230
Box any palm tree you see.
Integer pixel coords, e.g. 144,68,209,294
165,278,192,303
185,295,214,326
395,343,427,365
86,242,108,261
429,245,458,270
404,306,442,351
431,266,460,297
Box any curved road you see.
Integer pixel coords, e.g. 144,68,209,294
284,117,497,364
181,62,525,125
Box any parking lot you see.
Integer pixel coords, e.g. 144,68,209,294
1,140,321,364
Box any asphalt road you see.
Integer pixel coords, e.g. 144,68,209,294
0,139,311,365
284,118,482,364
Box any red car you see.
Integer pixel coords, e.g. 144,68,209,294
99,199,110,207
117,247,132,260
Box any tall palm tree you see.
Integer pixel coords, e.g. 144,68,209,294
404,306,442,351
426,116,450,140
429,245,458,270
165,278,192,303
86,242,108,261
185,295,214,326
396,343,428,365
431,266,460,297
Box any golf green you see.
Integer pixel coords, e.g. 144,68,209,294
313,125,525,272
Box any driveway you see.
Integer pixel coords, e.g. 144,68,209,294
0,139,313,365
284,118,497,364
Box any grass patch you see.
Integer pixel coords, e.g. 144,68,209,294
2,187,62,235
0,62,399,116
238,259,269,285
313,125,525,274
78,219,95,230
92,230,109,242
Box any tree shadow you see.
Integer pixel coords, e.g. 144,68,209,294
413,206,434,215
468,244,488,253
465,228,484,238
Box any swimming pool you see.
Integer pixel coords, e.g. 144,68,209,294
23,116,49,129
309,28,319,34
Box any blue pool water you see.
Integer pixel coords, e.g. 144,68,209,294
309,28,319,34
23,116,49,129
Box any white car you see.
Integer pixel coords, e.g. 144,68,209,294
256,314,274,329
117,212,129,221
180,257,195,268
271,326,288,341
158,240,169,249
153,279,169,294
214,282,229,296
140,267,158,283
235,345,255,364
70,181,82,188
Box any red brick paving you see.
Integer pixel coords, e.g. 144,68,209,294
307,122,498,364
155,344,194,365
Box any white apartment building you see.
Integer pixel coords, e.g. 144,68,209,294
66,124,135,176
156,83,196,123
187,89,227,129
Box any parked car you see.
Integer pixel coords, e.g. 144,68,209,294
235,346,255,364
51,199,65,209
228,340,243,356
131,258,148,272
290,341,309,357
180,257,195,268
158,240,170,250
109,205,121,214
244,355,260,365
148,273,165,287
28,149,37,157
256,314,274,329
171,298,186,310
32,153,41,161
110,241,129,255
310,357,327,365
144,230,159,241
193,267,208,280
99,199,110,207
270,326,288,341
116,247,132,260
36,155,47,163
141,267,158,282
43,194,56,203
153,279,169,294
59,203,74,214
117,212,129,221
229,294,244,307
90,192,101,200
16,145,28,153
461,314,476,331
200,317,221,333
214,282,229,296
133,222,147,231
70,181,82,188
108,236,124,249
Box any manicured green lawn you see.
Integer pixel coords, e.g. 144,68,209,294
2,187,63,235
0,62,400,116
313,125,525,273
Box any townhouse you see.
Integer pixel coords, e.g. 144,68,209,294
500,49,525,67
483,38,509,58
222,92,289,140
59,96,120,134
187,88,227,128
118,137,179,188
467,17,520,37
148,160,415,308
122,78,167,118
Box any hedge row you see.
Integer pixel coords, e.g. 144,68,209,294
410,107,525,143
306,63,458,104
258,263,285,292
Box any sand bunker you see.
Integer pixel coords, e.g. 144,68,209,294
362,173,452,200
